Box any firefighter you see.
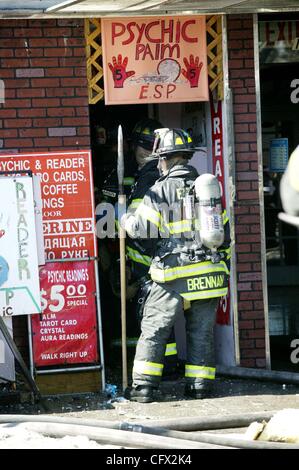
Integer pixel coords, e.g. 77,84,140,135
126,118,179,374
279,145,299,227
121,128,231,403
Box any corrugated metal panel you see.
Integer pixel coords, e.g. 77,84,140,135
0,0,299,17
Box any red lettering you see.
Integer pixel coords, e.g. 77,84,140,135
135,44,145,60
123,21,137,45
265,22,275,46
277,21,286,41
166,84,176,98
153,85,163,99
135,22,146,43
145,21,160,44
139,85,149,99
175,20,181,43
288,21,292,42
111,22,126,45
181,20,197,43
161,19,174,43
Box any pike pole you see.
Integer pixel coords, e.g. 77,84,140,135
117,125,128,391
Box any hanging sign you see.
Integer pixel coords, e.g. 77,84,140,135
31,261,98,367
0,176,41,316
0,151,96,260
101,15,209,105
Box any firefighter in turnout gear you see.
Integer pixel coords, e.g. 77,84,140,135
126,118,179,374
122,128,231,403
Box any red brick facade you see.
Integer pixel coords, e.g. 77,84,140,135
0,19,90,154
0,16,267,370
227,15,266,368
0,19,90,361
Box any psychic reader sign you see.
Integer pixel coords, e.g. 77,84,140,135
0,176,41,316
101,15,209,105
31,261,98,367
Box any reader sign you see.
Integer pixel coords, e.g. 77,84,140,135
31,261,98,366
0,176,41,316
0,151,96,260
210,99,230,326
101,15,209,105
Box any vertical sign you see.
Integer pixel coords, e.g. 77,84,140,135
101,16,209,105
31,261,98,367
0,176,41,316
210,99,231,325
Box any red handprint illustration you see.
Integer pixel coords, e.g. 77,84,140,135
108,55,135,88
182,55,203,88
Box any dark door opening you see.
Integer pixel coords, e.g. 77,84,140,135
260,62,299,372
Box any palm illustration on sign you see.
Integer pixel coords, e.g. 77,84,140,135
108,55,135,88
182,55,203,88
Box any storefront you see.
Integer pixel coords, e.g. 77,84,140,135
0,1,298,394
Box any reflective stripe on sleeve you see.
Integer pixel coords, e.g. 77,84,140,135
128,198,143,211
165,343,177,357
185,364,216,380
133,360,164,377
165,219,193,234
126,246,152,266
135,202,161,228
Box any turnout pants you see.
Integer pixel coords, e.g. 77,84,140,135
132,281,218,390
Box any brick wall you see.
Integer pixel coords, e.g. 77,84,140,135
227,15,267,368
0,19,90,362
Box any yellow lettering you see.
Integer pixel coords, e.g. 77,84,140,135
187,274,225,292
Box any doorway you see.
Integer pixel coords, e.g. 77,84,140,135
259,22,299,371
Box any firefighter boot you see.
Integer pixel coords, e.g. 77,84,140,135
184,381,213,399
124,385,156,403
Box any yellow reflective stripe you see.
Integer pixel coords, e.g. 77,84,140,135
124,177,135,186
289,149,299,191
165,343,177,357
181,287,228,300
126,246,151,266
136,203,161,228
150,260,229,283
165,219,193,234
222,210,229,225
219,246,231,260
185,365,216,380
128,198,143,210
133,360,164,377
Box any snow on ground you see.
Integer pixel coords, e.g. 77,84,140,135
0,423,121,449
